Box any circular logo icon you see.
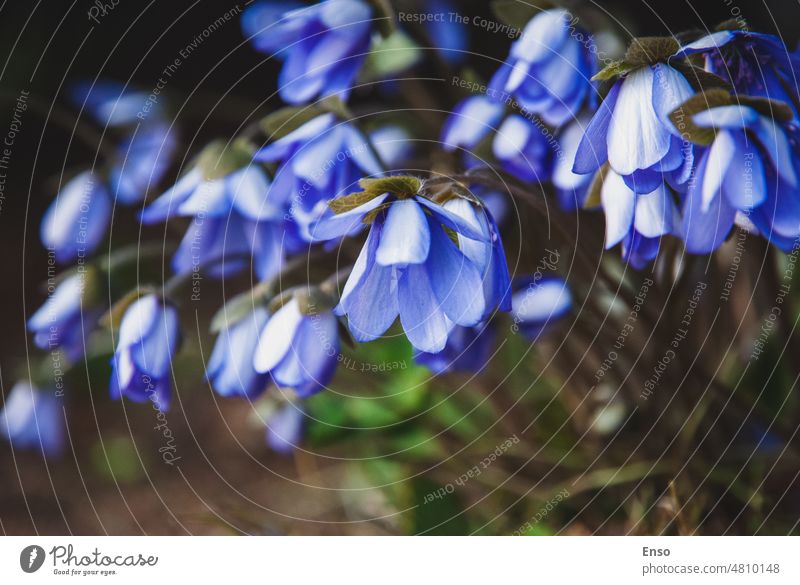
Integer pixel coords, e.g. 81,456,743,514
19,545,45,573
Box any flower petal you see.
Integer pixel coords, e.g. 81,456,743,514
608,67,672,175
601,170,636,248
375,199,431,265
253,298,304,373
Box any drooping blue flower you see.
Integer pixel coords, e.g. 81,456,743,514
573,64,696,194
680,104,800,253
27,273,101,362
440,96,505,165
242,0,373,104
601,170,679,269
265,403,305,454
311,193,496,353
141,164,301,280
207,308,271,398
414,322,495,374
676,30,800,118
70,80,154,126
553,113,595,210
110,295,180,410
110,123,178,204
68,80,178,205
253,297,339,397
492,114,556,182
0,382,64,456
488,8,596,126
41,171,111,264
255,113,384,238
511,276,572,339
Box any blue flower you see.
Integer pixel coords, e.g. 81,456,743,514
110,123,178,204
573,64,696,194
422,0,468,65
70,80,154,127
440,96,505,165
110,295,180,410
141,164,300,280
415,322,494,374
68,81,178,205
312,193,497,353
265,403,305,454
553,114,595,209
680,104,800,253
207,308,270,398
242,0,373,104
492,114,556,182
253,297,339,397
511,276,572,339
676,30,800,118
488,8,596,126
0,382,64,456
41,171,111,264
28,273,101,362
255,113,384,238
601,170,679,269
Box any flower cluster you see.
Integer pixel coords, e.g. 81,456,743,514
33,3,800,460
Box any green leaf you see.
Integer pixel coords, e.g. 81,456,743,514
360,30,421,82
411,477,469,535
196,138,255,180
100,288,153,329
674,63,732,94
624,36,680,66
669,89,732,146
328,190,384,214
360,175,421,196
260,106,324,140
209,280,273,333
583,163,609,209
592,59,637,82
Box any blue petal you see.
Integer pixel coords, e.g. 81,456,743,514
376,199,431,265
338,221,400,341
634,183,676,238
307,192,389,241
440,96,504,151
573,80,621,174
425,216,485,326
266,404,305,453
674,30,738,57
40,172,111,263
511,277,572,330
682,149,737,253
130,302,179,379
608,67,672,175
140,168,203,224
253,298,304,374
723,133,766,209
228,166,281,221
701,130,737,211
601,170,636,248
397,263,453,353
416,196,486,240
